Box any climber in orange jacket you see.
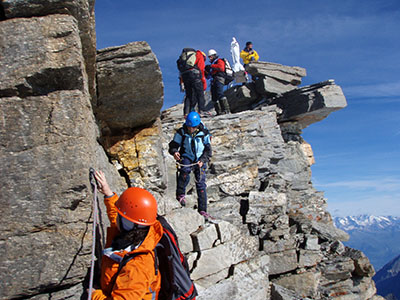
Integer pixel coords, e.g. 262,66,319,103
91,170,163,300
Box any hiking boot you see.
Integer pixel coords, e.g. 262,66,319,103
199,211,211,221
176,195,186,207
213,101,222,115
220,97,231,114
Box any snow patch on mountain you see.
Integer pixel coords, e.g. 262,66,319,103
334,215,400,231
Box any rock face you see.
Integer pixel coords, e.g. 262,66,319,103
224,64,347,130
96,41,164,131
0,8,124,300
2,0,97,104
271,80,348,129
0,1,380,299
246,61,307,95
151,103,377,300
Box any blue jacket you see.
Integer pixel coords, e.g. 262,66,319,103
168,123,212,163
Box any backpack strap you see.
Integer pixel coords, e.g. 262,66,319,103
108,251,147,294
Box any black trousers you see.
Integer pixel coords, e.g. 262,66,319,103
182,71,205,114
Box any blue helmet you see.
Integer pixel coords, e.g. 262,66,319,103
185,111,201,127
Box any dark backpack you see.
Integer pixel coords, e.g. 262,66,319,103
177,48,198,74
109,215,197,300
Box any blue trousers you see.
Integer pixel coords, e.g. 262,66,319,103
176,157,207,212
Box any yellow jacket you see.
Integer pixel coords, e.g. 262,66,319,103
92,193,163,300
240,48,259,65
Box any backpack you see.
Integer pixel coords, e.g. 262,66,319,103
110,215,197,300
221,58,234,85
177,48,198,74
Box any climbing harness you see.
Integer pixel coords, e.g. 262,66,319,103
175,161,206,185
88,168,99,300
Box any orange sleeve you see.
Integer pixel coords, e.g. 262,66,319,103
104,193,119,225
104,193,120,248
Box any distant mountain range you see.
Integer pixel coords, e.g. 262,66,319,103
373,254,400,300
333,215,400,270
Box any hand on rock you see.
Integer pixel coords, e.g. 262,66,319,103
94,170,113,197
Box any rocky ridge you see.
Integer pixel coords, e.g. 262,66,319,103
0,1,384,299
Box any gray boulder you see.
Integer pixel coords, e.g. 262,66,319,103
272,80,347,129
0,15,87,98
246,61,306,96
224,82,260,113
3,0,97,103
96,41,163,130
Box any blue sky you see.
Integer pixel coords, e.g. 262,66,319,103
95,0,400,217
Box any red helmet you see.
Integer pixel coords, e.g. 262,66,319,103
115,187,158,226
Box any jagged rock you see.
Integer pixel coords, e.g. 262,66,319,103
247,191,287,224
277,141,311,190
2,0,97,103
224,82,260,113
311,219,350,242
223,61,307,113
271,283,312,300
0,14,123,299
271,80,347,129
191,224,219,251
100,119,166,193
272,270,321,298
350,277,377,300
299,249,324,268
319,256,355,285
329,240,346,255
0,15,87,98
0,7,380,297
344,247,375,277
246,61,307,86
96,41,163,130
217,220,242,243
268,250,298,275
197,255,270,300
191,233,258,280
262,237,297,254
163,208,204,254
305,234,320,251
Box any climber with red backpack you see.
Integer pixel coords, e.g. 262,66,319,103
90,170,196,300
205,49,232,115
168,112,212,221
177,48,207,117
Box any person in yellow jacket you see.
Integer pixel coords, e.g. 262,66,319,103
91,170,163,300
240,41,259,65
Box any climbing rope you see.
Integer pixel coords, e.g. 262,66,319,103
176,161,198,168
88,168,99,300
175,162,206,184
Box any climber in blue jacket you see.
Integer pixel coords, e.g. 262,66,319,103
168,112,212,220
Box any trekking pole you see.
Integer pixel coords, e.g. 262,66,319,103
88,168,99,300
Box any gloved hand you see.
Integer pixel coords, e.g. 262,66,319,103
180,82,185,92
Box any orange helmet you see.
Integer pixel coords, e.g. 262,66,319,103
115,187,158,226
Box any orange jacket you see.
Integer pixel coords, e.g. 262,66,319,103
92,193,163,300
